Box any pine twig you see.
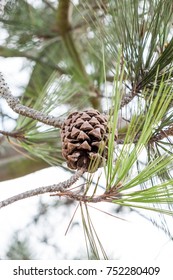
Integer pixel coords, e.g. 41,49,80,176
150,126,173,143
117,126,173,145
42,0,56,11
120,92,134,108
0,129,25,140
51,183,122,203
0,72,63,128
0,169,84,209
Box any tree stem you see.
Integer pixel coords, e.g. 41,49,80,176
56,0,90,84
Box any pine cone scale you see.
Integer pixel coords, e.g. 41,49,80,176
88,127,102,139
71,127,80,137
80,121,93,131
77,131,90,141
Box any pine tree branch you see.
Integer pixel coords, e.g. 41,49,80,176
117,125,173,145
0,72,63,128
0,129,25,140
0,169,84,209
42,0,56,11
51,183,122,203
120,92,135,108
149,126,173,143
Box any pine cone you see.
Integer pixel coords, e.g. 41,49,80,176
61,109,117,172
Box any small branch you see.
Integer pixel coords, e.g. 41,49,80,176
117,122,173,145
51,183,122,203
0,169,84,209
149,126,173,143
0,72,63,128
42,0,56,11
0,129,25,140
103,91,136,115
120,92,134,108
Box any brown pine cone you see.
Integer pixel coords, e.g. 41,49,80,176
61,109,117,173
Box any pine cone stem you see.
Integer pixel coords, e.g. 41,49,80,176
0,72,63,128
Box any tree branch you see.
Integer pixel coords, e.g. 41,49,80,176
120,92,135,108
42,0,56,11
0,169,84,209
149,126,173,143
51,182,122,203
117,125,173,145
56,0,90,85
0,129,25,140
0,72,63,128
